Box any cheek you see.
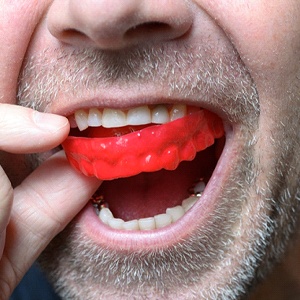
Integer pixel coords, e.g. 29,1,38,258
195,0,300,90
0,0,51,104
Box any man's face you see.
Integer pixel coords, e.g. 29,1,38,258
1,0,300,299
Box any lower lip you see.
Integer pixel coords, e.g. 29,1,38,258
75,128,236,251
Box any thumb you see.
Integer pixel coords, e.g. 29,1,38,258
0,104,69,153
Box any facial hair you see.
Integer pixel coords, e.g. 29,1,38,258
17,43,300,299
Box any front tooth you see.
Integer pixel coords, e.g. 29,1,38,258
138,217,156,230
108,218,125,230
154,213,172,228
88,108,102,127
166,205,185,222
152,105,170,124
123,219,140,231
182,196,198,212
170,104,187,121
127,106,151,125
102,108,127,128
75,109,89,131
99,208,114,224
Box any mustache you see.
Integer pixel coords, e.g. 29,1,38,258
17,43,259,123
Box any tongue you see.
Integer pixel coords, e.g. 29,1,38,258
62,110,224,180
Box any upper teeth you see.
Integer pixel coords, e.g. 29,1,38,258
72,104,188,131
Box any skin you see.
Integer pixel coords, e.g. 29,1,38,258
0,0,300,299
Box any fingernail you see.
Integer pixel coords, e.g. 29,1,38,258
33,111,69,132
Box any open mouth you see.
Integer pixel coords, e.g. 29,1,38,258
62,103,226,236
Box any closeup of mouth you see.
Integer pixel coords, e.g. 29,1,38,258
62,103,231,249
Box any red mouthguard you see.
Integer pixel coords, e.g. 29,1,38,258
62,110,224,180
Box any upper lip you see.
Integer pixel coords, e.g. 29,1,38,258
19,43,258,126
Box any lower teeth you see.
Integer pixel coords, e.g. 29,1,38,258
94,179,205,231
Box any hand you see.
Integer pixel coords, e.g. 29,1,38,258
0,104,100,299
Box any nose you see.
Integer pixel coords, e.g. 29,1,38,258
47,0,193,50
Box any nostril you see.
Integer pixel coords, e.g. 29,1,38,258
59,28,93,46
61,22,178,47
125,21,172,39
62,28,85,39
